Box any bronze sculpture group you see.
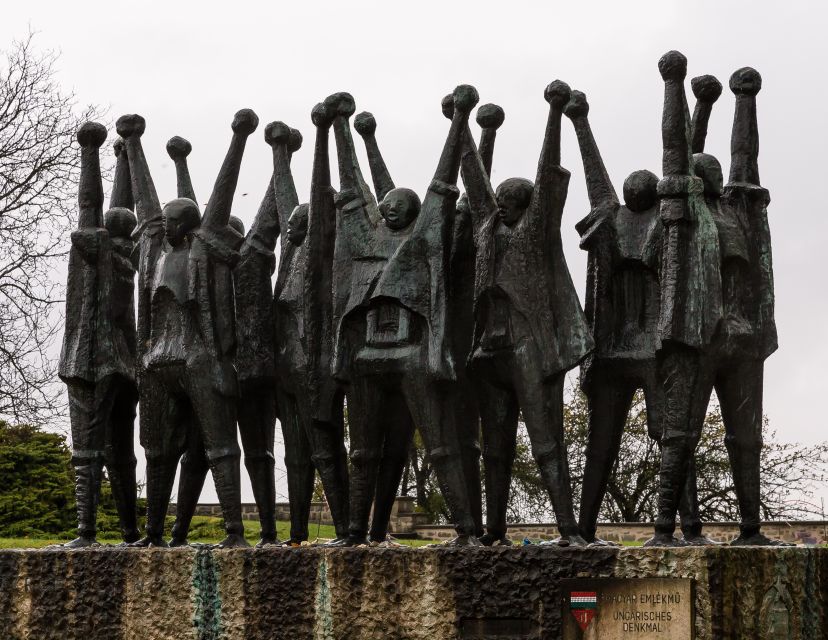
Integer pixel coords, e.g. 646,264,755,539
59,50,785,549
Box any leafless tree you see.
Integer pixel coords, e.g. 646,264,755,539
0,33,105,426
399,381,828,525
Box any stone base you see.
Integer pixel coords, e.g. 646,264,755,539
0,546,825,639
416,521,828,545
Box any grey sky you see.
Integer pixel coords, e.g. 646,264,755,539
3,0,825,509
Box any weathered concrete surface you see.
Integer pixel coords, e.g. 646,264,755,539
0,546,825,639
419,521,828,545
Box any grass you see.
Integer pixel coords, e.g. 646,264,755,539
0,516,436,549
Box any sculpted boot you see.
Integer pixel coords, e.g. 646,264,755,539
210,453,249,548
131,456,176,547
369,455,407,543
169,445,209,546
479,454,513,546
313,451,350,543
284,460,314,546
64,455,104,548
245,454,278,546
428,449,481,547
108,459,140,544
535,452,587,547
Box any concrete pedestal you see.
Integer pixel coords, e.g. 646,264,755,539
0,546,824,639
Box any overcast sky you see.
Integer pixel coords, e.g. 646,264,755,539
3,0,825,511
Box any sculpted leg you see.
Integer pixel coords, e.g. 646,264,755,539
188,376,247,549
678,457,712,544
169,418,208,546
344,378,384,545
717,360,789,545
369,392,414,543
310,427,350,541
64,381,105,548
516,370,584,546
278,390,314,545
308,396,349,541
578,373,635,544
404,377,478,544
477,379,518,545
105,380,140,544
238,383,278,546
647,345,710,547
643,360,717,546
135,373,185,547
454,377,483,538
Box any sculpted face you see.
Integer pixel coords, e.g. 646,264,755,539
623,170,659,213
495,178,534,227
162,198,200,246
380,188,421,230
287,204,308,246
105,207,137,258
693,153,723,198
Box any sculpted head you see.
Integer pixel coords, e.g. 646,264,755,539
105,207,137,256
693,153,723,198
379,188,421,230
162,198,200,246
495,178,534,226
229,215,245,236
623,170,659,213
287,204,309,246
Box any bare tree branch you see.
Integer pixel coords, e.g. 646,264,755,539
0,32,108,427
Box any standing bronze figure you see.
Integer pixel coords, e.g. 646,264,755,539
688,67,784,545
329,86,481,546
439,98,507,541
459,81,594,546
166,130,294,547
59,125,139,547
117,110,256,548
269,109,350,546
645,51,724,547
564,89,716,546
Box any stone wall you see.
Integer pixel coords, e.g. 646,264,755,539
170,496,430,534
416,521,828,545
1,546,826,639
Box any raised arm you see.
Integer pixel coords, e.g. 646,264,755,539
690,75,723,154
447,94,497,230
728,67,762,186
563,90,618,209
166,136,197,203
530,80,572,228
310,105,334,201
327,92,381,224
263,121,300,244
243,181,279,254
563,90,619,252
354,111,395,201
476,103,505,177
430,85,478,190
659,52,692,179
115,114,162,233
202,108,259,230
110,138,133,211
75,123,107,229
304,102,338,420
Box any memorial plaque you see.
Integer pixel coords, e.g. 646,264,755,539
561,578,694,639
